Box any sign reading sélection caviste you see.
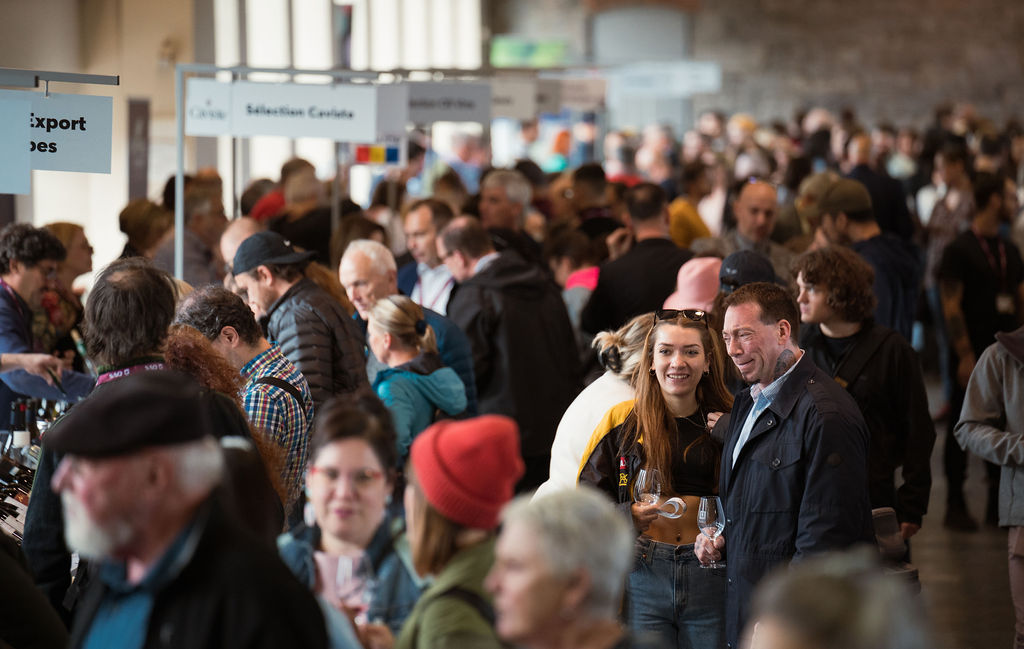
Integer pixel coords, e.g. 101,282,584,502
185,78,408,141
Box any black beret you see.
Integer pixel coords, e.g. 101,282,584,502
43,370,214,457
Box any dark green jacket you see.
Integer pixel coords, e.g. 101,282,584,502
395,538,502,649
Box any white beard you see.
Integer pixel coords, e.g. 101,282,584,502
61,492,134,561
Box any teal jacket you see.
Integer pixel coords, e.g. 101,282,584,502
373,353,467,464
395,538,502,649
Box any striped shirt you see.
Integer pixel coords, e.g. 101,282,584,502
241,344,315,510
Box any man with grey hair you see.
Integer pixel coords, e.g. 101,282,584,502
47,371,327,648
152,188,228,287
480,169,543,267
339,238,477,414
487,488,638,648
746,549,930,649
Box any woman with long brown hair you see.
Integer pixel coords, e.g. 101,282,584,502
578,309,733,649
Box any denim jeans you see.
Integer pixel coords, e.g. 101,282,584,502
626,536,727,649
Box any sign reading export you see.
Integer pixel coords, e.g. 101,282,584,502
0,90,113,174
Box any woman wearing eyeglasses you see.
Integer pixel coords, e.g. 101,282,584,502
278,397,424,638
578,309,733,649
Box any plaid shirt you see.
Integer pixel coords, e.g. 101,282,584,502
241,344,315,509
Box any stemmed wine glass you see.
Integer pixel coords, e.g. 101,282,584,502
336,553,377,623
633,468,662,506
698,496,726,569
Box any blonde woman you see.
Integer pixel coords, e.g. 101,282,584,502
533,312,655,500
367,295,467,464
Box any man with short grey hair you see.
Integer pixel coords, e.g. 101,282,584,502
339,239,477,415
152,189,228,287
480,169,543,266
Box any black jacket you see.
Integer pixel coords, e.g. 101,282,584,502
720,355,874,648
265,278,368,410
446,252,581,457
67,498,327,649
801,322,934,525
580,237,693,336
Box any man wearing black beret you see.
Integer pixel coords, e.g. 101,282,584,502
48,371,327,649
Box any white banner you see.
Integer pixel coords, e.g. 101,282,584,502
0,90,113,174
490,77,537,120
407,82,492,124
610,62,721,98
559,78,607,111
0,99,31,194
185,78,232,136
535,79,562,115
231,81,378,141
376,84,411,138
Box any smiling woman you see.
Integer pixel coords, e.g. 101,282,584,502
577,310,734,649
277,396,425,636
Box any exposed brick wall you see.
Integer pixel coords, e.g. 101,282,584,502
494,0,1024,127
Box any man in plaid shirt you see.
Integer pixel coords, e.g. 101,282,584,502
176,285,314,515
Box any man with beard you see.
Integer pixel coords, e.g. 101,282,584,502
47,371,327,649
939,172,1024,530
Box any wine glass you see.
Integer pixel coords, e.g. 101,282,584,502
698,496,726,569
336,553,377,623
633,468,663,506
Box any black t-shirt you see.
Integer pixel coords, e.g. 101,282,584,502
808,331,858,375
937,230,1024,357
669,413,722,496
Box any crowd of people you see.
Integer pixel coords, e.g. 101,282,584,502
6,99,1024,649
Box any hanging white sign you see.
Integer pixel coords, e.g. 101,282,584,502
490,77,537,120
185,77,232,136
0,98,31,194
0,90,113,174
407,82,492,124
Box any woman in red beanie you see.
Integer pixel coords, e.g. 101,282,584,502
360,414,524,649
578,310,733,649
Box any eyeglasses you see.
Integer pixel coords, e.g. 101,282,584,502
309,466,384,489
655,308,708,324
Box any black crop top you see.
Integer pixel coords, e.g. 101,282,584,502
668,413,722,497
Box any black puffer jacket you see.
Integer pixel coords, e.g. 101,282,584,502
265,278,368,410
446,251,581,458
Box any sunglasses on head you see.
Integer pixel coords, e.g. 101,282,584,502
655,308,708,324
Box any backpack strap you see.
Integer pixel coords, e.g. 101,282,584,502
255,375,306,409
435,585,496,626
833,326,896,389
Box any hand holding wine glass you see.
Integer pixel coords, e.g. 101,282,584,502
336,553,377,624
697,496,726,569
631,468,663,531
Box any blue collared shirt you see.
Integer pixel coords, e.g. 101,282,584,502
731,351,804,468
81,508,206,649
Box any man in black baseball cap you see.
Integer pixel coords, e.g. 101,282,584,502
48,370,328,649
719,250,781,295
231,231,367,410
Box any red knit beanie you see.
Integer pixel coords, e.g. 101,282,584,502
410,415,525,530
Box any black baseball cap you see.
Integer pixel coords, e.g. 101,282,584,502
719,250,780,294
232,231,315,276
43,371,214,457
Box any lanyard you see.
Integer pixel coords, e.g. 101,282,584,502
95,361,166,386
413,274,454,311
972,227,1008,290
